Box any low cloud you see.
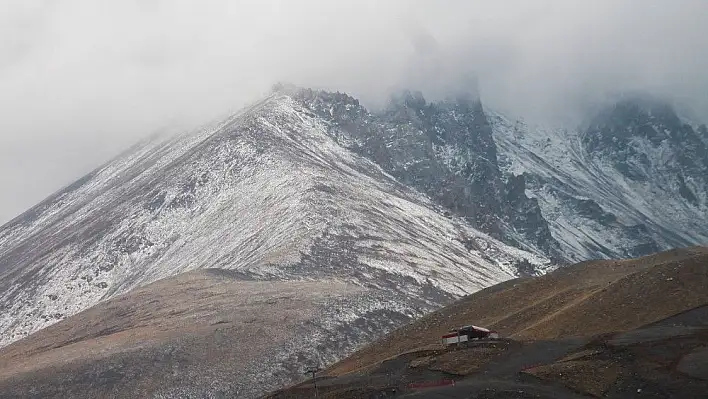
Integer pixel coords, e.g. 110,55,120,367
1,0,707,222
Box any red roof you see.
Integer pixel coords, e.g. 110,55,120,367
441,332,460,339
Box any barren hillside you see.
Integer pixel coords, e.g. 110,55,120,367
326,246,708,377
0,270,376,398
264,247,708,398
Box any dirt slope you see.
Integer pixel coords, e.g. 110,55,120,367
0,270,365,398
326,246,708,376
268,315,708,399
267,247,708,398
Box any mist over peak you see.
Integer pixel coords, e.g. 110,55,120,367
1,0,708,223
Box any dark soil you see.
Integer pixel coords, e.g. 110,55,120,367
269,247,708,398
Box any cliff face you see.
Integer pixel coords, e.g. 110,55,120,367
292,87,559,262
492,94,708,262
289,87,707,264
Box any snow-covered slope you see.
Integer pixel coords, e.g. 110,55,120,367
2,86,705,397
272,86,707,264
283,87,561,263
0,93,544,351
490,97,708,262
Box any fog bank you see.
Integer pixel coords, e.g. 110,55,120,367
1,0,707,222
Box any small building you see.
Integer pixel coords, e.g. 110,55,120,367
441,325,499,345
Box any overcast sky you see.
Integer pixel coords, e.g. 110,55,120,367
1,0,707,224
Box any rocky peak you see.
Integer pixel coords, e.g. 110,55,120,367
277,85,706,265
388,90,427,110
584,95,679,151
582,96,708,194
699,124,708,139
281,87,561,268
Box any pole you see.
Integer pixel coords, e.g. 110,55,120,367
312,370,319,399
305,367,322,398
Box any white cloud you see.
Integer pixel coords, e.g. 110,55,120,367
1,0,707,223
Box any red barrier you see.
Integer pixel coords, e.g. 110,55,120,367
408,379,456,389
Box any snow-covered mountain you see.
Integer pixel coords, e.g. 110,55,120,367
276,85,706,263
0,92,544,352
491,95,708,262
284,86,560,260
1,84,706,397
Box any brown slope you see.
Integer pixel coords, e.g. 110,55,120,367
268,307,708,399
0,270,362,399
326,246,708,377
519,304,708,398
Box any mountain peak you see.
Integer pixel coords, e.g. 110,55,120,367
2,83,708,398
388,89,427,110
0,87,546,397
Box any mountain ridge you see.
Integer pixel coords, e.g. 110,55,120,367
0,85,706,397
0,92,541,354
276,85,708,262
